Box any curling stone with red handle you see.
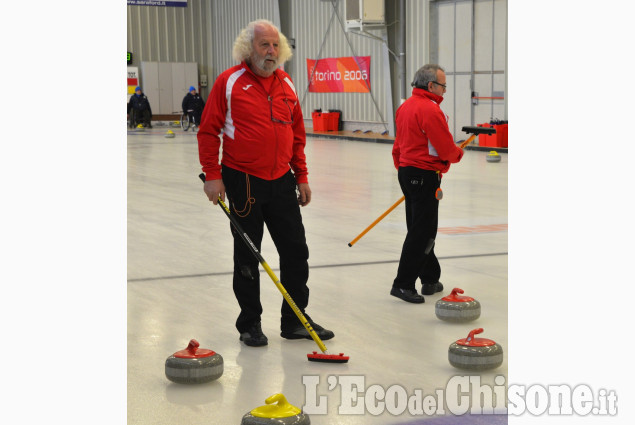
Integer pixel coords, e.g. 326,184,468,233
448,328,503,370
241,393,310,425
435,288,481,322
165,339,223,384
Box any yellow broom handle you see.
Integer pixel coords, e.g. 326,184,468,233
260,261,329,353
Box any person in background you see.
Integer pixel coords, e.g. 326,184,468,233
127,86,152,128
390,64,464,304
197,19,334,347
182,86,205,128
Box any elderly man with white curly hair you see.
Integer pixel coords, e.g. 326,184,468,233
198,19,334,347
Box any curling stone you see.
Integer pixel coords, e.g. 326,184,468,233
435,288,481,322
165,130,175,138
135,124,145,132
165,339,223,384
448,328,503,371
241,393,310,425
486,151,501,162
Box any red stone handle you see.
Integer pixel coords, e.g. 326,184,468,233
465,328,484,343
186,339,200,354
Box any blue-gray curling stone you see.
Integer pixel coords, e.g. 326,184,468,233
241,393,310,425
165,130,175,138
135,124,145,132
486,151,501,162
165,339,223,384
448,328,503,371
435,288,481,322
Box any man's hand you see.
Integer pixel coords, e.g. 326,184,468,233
297,183,311,207
203,178,226,205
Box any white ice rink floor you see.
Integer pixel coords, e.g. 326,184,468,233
127,127,508,425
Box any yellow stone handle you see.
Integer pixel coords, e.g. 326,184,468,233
251,393,301,418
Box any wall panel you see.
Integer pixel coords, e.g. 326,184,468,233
290,0,389,130
429,0,507,137
405,0,429,92
210,0,280,84
127,1,210,97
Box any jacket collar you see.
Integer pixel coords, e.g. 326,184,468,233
412,87,444,105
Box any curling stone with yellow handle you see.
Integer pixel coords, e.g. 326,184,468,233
241,393,310,425
486,150,501,162
165,129,175,138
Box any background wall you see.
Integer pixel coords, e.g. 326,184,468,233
284,0,392,133
127,1,211,98
126,0,507,137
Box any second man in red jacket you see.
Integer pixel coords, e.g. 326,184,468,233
390,64,464,304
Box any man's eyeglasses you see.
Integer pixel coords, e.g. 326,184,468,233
431,81,447,89
269,96,294,125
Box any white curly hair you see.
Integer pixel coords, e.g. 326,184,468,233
232,19,293,65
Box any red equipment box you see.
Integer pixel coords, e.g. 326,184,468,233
312,111,340,131
312,112,327,131
477,123,508,147
326,112,340,131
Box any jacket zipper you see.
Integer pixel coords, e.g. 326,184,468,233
268,94,280,180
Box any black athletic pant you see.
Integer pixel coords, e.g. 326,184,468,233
393,166,441,290
193,110,203,126
131,109,151,127
222,165,310,333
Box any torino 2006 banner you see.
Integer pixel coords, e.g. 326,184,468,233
306,56,371,93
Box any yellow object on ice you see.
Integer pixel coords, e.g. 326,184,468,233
250,394,301,418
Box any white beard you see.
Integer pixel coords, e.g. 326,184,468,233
252,53,278,73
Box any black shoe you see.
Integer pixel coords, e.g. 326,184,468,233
421,281,444,296
281,317,334,341
390,287,425,303
239,322,268,347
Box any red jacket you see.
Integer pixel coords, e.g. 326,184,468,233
392,88,463,174
198,62,308,183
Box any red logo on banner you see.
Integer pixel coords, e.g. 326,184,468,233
306,56,371,93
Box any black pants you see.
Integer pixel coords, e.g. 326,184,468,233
193,110,203,126
186,110,202,126
393,166,441,290
222,165,310,333
130,109,151,127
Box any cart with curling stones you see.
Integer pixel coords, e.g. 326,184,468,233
199,174,349,363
